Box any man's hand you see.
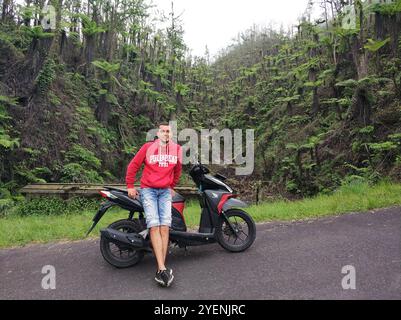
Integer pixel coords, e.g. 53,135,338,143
128,188,139,199
170,188,176,197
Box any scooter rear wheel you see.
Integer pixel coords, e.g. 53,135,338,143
216,209,256,252
100,219,146,268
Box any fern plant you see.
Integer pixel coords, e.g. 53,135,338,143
364,38,390,52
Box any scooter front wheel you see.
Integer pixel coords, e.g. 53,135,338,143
216,209,256,253
100,219,146,268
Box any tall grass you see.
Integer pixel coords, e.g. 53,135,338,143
248,180,401,222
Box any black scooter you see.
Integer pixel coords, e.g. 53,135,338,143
86,163,256,268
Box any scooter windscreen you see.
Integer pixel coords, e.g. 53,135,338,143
189,163,209,188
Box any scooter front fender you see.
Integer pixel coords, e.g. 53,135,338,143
222,198,249,212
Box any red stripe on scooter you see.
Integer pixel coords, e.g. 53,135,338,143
217,194,237,214
173,202,186,222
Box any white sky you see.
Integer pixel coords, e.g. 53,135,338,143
149,0,310,59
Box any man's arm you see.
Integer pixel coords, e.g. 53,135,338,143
170,145,183,189
125,144,148,189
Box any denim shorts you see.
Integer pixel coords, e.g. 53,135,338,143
139,188,172,229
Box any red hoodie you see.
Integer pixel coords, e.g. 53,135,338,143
125,139,183,189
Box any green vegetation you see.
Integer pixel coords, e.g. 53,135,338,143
249,180,401,221
1,0,401,230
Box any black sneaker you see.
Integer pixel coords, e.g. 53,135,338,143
166,267,173,277
155,270,166,286
163,269,174,287
155,270,174,287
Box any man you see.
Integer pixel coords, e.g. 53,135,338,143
125,123,182,287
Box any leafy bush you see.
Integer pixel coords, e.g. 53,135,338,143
0,183,24,216
60,163,104,183
65,144,102,169
286,180,299,193
343,163,382,185
35,58,56,95
15,196,100,216
60,144,104,183
15,197,66,216
65,196,100,213
0,198,14,216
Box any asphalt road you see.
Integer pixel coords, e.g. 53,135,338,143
1,207,400,300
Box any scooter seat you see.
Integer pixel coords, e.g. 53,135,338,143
104,186,185,206
131,192,185,205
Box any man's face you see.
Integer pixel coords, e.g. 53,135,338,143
158,125,172,143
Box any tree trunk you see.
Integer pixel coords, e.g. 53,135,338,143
23,0,32,26
85,35,95,77
47,0,63,60
95,74,111,125
351,1,368,80
311,87,320,115
2,0,10,22
95,94,110,125
350,84,371,125
287,101,293,116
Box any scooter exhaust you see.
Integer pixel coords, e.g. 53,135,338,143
100,228,148,249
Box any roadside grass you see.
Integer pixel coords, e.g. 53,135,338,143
249,180,401,222
1,180,401,248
